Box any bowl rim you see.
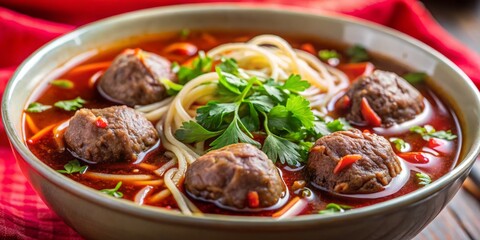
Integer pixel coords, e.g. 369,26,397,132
3,3,480,229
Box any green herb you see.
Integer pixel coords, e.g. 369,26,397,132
50,79,74,89
319,203,353,214
318,50,341,61
326,118,350,132
56,160,88,174
416,172,432,186
175,62,318,166
410,125,457,141
54,97,86,111
389,138,409,152
160,78,183,96
402,72,427,84
180,28,190,38
346,45,369,63
100,182,123,198
173,51,212,84
25,102,52,113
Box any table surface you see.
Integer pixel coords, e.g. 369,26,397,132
414,1,480,239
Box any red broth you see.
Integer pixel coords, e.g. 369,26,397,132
24,31,461,216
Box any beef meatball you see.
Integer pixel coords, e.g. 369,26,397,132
64,105,158,163
98,48,175,106
185,143,285,209
344,70,424,127
307,129,401,194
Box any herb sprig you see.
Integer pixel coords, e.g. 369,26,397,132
26,102,52,113
175,59,337,165
56,160,88,174
416,172,432,186
410,125,457,141
100,182,124,198
54,97,86,111
319,203,353,214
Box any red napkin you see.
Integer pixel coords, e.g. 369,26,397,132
0,0,479,239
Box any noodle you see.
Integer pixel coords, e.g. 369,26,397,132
84,172,154,181
134,186,153,205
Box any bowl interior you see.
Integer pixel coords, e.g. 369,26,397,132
2,4,480,224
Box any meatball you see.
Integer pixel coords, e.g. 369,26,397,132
307,129,401,194
344,70,424,127
98,48,175,106
185,143,285,209
64,105,158,163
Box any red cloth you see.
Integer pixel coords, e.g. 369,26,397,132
0,0,479,239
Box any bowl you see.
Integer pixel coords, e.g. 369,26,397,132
3,4,480,240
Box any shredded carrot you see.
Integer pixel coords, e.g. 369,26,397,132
24,114,39,134
88,70,104,88
164,43,198,56
27,124,56,144
272,197,300,218
137,163,158,171
300,43,316,55
69,61,111,75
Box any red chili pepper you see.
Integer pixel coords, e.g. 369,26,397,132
300,43,316,55
95,116,108,128
427,138,442,148
334,154,362,174
397,152,429,164
360,97,382,127
247,191,260,208
164,42,198,56
337,62,375,81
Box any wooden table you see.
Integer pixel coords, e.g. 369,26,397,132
414,1,480,239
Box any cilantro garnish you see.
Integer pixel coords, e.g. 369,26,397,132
389,138,409,152
160,78,183,96
402,72,427,84
56,160,88,174
318,50,341,61
100,182,124,198
410,125,457,141
50,79,74,89
26,102,52,113
416,172,432,186
326,118,351,132
173,51,212,84
346,45,369,63
175,62,321,165
54,97,86,111
319,203,353,214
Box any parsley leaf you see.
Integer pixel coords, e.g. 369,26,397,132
26,102,52,113
54,97,86,111
196,102,237,131
318,50,341,61
218,58,240,76
285,95,314,129
389,138,409,152
280,75,311,93
410,125,457,141
175,121,222,143
326,118,350,132
100,182,123,198
346,45,369,63
319,203,353,214
403,72,427,84
262,134,302,166
160,78,183,96
174,51,212,84
180,28,190,39
416,172,432,186
56,160,88,174
210,118,260,149
50,79,74,89
216,67,246,95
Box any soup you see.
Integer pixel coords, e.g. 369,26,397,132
24,30,461,217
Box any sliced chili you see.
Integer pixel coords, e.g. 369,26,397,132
398,152,429,164
334,154,362,174
360,97,382,127
247,191,260,208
